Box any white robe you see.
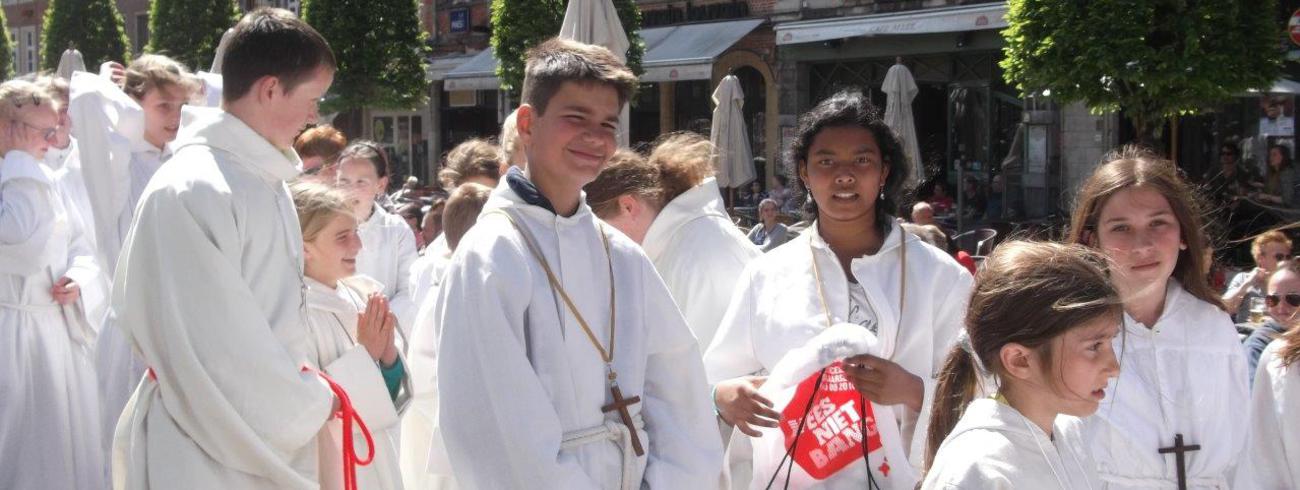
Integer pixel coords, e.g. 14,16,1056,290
304,275,407,490
111,112,378,489
704,222,973,488
0,150,105,490
356,204,419,334
407,233,450,318
428,178,723,489
68,71,146,272
640,177,760,351
1247,340,1300,489
69,71,180,457
922,399,1102,490
400,234,454,490
1084,281,1252,489
46,139,110,330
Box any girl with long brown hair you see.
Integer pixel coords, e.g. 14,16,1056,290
922,241,1120,489
1247,258,1300,488
1068,146,1252,489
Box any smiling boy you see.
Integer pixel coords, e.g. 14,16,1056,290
419,38,722,489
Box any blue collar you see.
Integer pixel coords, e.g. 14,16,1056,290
505,166,557,214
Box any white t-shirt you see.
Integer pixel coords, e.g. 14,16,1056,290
847,282,880,336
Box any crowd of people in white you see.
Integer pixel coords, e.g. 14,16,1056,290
3,7,1300,490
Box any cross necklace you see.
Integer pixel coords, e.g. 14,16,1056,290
495,210,645,456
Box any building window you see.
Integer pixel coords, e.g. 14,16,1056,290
135,13,149,53
21,27,36,74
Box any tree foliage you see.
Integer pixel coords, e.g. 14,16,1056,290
146,0,239,72
303,0,432,113
0,9,12,80
490,0,644,96
1001,0,1283,141
41,0,131,71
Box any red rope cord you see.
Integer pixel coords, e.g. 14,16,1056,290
303,366,375,490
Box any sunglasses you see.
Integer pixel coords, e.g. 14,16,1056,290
1266,293,1300,308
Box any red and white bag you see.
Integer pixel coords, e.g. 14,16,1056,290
747,324,918,490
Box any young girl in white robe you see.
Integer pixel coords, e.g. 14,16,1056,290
922,241,1120,490
67,56,204,455
1069,147,1253,489
293,182,409,490
0,80,105,490
1247,259,1300,489
335,141,419,333
704,89,973,490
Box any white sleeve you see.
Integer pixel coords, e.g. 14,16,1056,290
68,71,144,268
324,346,400,431
433,233,603,489
389,225,420,335
908,265,973,465
1246,346,1295,489
0,154,56,276
638,257,725,488
704,263,765,384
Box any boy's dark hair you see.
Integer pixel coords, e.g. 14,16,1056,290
222,8,335,104
520,37,637,115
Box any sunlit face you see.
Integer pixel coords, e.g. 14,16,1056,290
266,66,334,150
6,102,59,159
518,81,620,190
335,156,387,216
138,84,189,149
1267,269,1300,325
759,201,778,222
1029,315,1122,418
799,126,889,224
1256,241,1292,273
303,212,362,286
51,104,71,150
1094,186,1185,299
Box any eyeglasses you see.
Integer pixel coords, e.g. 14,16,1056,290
1266,293,1300,308
15,119,58,142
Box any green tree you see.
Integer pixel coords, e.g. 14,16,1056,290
146,0,239,72
302,0,432,113
0,9,12,80
1001,0,1283,143
490,0,644,96
41,0,131,71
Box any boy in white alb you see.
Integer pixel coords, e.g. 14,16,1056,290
423,38,722,489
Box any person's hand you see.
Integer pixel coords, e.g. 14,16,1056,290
380,330,399,368
50,276,80,305
99,61,126,87
714,376,781,437
356,293,396,362
843,354,924,412
1248,267,1268,290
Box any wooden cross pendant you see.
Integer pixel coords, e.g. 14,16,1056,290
601,384,645,457
1157,433,1201,490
